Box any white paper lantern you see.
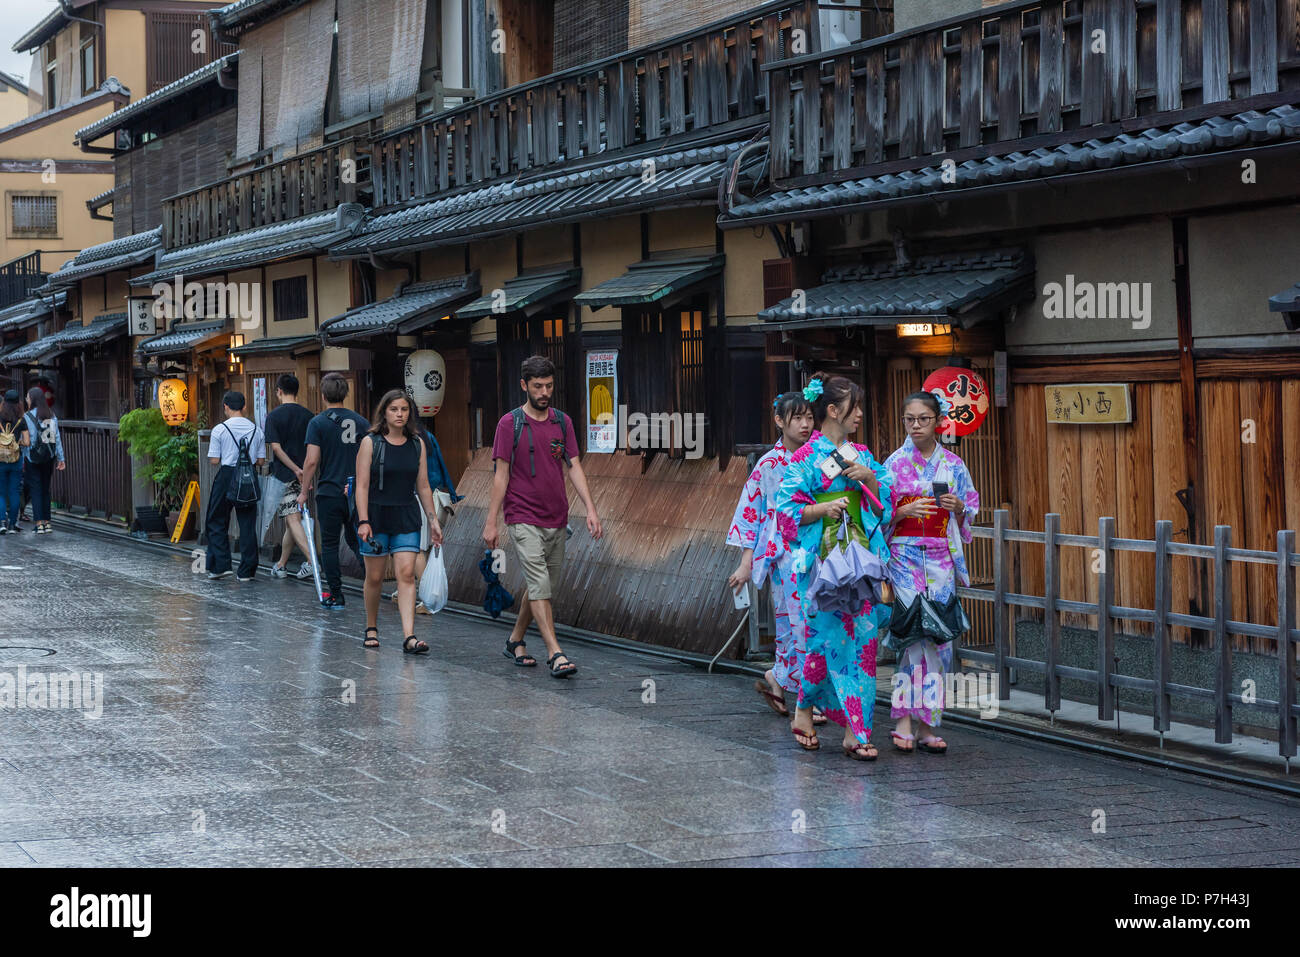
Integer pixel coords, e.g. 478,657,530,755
404,349,446,416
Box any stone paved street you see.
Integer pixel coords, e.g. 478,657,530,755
2,529,1300,867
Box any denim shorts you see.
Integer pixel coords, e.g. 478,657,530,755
359,530,421,556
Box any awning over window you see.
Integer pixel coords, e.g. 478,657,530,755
1269,282,1300,331
759,249,1035,330
229,334,322,358
319,274,481,345
1,333,67,366
456,269,582,319
40,228,161,290
573,256,724,310
0,291,67,333
55,313,130,351
137,320,229,357
130,205,364,288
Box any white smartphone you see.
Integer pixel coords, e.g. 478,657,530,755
732,584,751,610
817,443,859,481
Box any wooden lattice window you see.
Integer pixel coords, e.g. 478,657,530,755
10,195,57,237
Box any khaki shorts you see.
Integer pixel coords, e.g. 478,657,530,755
508,523,566,601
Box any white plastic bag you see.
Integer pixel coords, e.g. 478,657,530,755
418,544,448,614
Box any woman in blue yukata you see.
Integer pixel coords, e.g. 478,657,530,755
774,373,894,760
726,392,827,725
882,391,980,755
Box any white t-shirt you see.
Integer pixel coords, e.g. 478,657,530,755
209,417,266,467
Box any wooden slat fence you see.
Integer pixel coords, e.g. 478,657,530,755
964,508,1299,760
50,420,132,522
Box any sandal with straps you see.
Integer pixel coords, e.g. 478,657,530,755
917,734,947,754
363,626,379,648
403,636,430,655
791,726,820,751
891,730,916,754
547,651,577,678
843,740,877,761
504,639,538,667
753,680,789,717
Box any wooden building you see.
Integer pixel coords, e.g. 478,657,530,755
718,0,1300,650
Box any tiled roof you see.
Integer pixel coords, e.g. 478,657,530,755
0,291,67,332
13,7,66,53
722,104,1300,225
138,320,229,357
573,256,725,309
76,54,239,146
457,269,582,319
211,0,309,32
332,140,758,257
41,228,162,290
320,275,481,344
55,313,130,349
0,81,128,142
132,205,365,287
759,249,1035,327
229,334,320,357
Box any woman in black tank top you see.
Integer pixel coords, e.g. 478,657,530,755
355,390,443,653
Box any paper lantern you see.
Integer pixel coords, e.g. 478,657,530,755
158,378,189,426
404,350,446,417
922,366,989,438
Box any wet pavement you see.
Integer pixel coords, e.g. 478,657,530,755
2,528,1300,867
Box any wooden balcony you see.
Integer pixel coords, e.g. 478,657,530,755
766,0,1300,184
161,140,364,250
370,0,892,209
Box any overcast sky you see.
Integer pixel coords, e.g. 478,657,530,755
0,0,61,87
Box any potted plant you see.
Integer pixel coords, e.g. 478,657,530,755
118,408,199,531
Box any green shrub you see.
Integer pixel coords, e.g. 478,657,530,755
118,408,199,513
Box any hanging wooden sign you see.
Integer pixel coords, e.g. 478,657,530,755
1045,384,1133,424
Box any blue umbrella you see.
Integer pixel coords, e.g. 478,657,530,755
806,513,891,615
479,549,513,619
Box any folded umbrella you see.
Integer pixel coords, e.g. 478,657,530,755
258,474,288,544
805,512,891,615
478,549,514,619
299,504,325,602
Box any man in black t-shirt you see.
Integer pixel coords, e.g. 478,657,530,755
264,374,316,579
299,372,370,608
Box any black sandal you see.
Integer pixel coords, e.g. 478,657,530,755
403,635,430,655
504,639,538,667
547,651,577,678
363,626,379,648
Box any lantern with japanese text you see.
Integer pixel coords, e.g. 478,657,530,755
404,350,446,417
158,378,189,426
923,366,989,438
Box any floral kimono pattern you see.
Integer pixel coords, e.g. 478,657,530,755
882,437,980,727
726,442,807,692
774,431,893,743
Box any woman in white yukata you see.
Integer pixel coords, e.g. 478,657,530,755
883,391,980,755
726,392,825,725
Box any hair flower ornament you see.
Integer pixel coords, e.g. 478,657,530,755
931,390,954,417
802,379,824,402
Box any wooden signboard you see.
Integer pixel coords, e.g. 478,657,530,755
170,480,200,543
1045,384,1133,424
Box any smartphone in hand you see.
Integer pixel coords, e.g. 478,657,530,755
733,584,752,610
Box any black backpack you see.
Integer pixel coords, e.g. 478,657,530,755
494,406,572,477
25,412,54,466
222,423,261,505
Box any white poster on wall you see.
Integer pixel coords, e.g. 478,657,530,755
253,377,267,427
586,350,618,452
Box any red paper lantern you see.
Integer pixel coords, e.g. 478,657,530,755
923,366,990,438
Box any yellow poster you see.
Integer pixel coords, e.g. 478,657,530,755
1045,384,1132,424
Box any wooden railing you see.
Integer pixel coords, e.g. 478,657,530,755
959,510,1298,760
51,420,132,522
161,140,363,250
370,0,892,208
0,252,46,311
766,0,1300,183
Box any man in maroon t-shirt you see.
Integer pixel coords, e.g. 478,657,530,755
484,355,602,677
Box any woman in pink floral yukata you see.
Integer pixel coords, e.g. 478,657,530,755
726,392,826,726
882,391,980,755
